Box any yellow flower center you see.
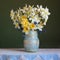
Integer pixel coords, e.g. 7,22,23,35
30,23,35,29
23,27,29,33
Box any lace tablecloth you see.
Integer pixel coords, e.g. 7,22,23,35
0,49,60,60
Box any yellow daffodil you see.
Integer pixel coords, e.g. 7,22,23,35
30,23,35,29
22,23,29,27
21,15,30,27
23,27,29,34
21,15,27,20
21,15,28,23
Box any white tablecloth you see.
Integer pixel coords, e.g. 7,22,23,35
0,48,60,60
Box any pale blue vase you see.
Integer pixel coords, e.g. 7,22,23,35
24,30,39,52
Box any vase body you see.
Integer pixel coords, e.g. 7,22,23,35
24,30,39,52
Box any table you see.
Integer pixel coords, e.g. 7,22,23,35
0,48,60,60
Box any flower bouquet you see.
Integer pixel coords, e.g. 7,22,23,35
10,5,50,52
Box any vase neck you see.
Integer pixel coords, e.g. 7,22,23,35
26,30,38,37
29,30,37,34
